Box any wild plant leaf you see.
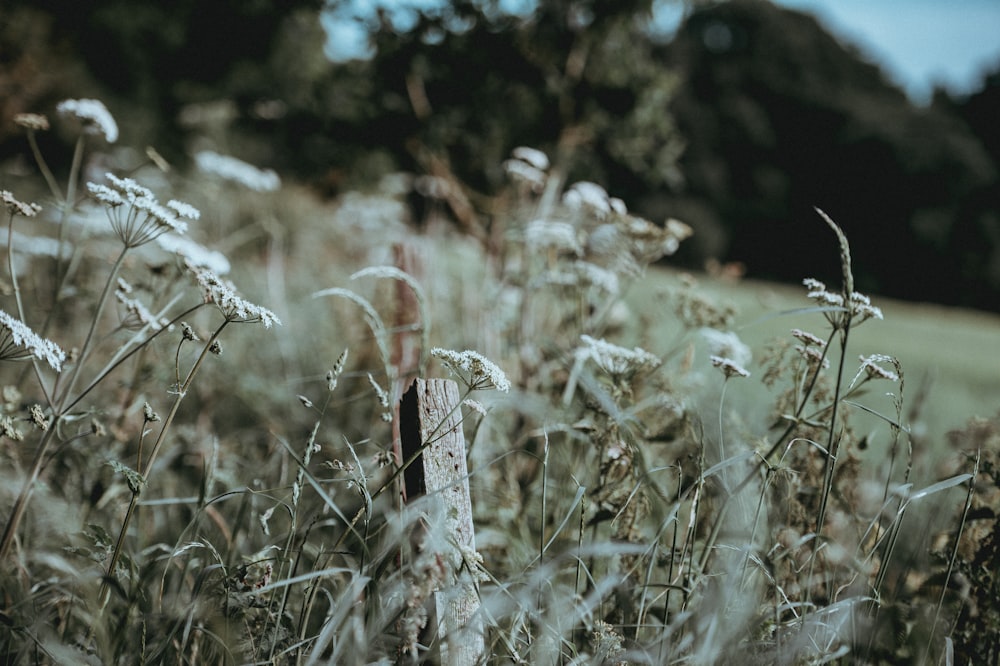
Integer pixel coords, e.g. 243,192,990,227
107,459,146,495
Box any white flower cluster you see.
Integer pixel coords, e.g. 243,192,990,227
194,151,281,192
710,355,751,379
0,309,66,371
190,265,281,328
56,98,118,143
87,173,196,247
578,334,661,378
1,191,42,218
431,347,510,393
803,278,883,324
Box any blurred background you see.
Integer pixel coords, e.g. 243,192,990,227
2,0,999,311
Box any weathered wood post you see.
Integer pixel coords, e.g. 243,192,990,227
399,378,485,666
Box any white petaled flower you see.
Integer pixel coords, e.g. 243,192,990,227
578,334,661,378
431,347,510,392
190,264,281,328
56,98,118,143
0,309,66,371
710,355,751,379
1,191,42,218
511,146,549,171
701,328,752,368
194,150,281,192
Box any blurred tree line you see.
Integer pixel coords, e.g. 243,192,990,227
2,0,998,310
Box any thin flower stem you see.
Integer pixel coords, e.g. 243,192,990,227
52,135,85,297
6,212,56,406
96,320,229,611
56,247,130,407
64,304,204,414
26,130,63,202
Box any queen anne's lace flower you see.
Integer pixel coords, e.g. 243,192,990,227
0,309,66,371
56,98,118,143
87,174,189,246
189,265,281,328
710,355,751,379
431,348,510,392
1,191,42,218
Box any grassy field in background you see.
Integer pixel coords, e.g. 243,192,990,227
628,267,1000,461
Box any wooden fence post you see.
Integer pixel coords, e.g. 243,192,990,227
399,378,484,666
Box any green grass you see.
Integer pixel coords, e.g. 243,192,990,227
633,271,1000,458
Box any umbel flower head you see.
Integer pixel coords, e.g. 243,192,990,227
56,98,118,143
431,347,510,392
0,309,66,371
189,264,281,328
2,191,42,218
87,173,195,247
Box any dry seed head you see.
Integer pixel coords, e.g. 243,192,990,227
181,322,199,341
143,402,161,423
29,404,49,431
815,207,854,297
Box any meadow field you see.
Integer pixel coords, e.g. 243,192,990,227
1,104,998,664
